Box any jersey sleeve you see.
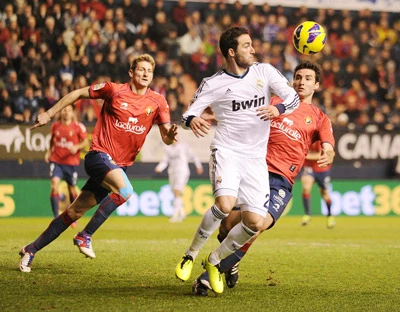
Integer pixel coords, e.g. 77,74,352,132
182,80,214,129
89,82,114,102
77,122,88,140
270,96,283,105
155,95,171,125
317,112,335,148
266,64,300,114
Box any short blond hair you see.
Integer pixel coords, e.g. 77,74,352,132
130,54,156,71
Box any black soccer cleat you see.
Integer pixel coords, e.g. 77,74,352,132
225,262,239,288
192,278,211,296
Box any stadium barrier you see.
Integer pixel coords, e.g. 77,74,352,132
0,179,398,218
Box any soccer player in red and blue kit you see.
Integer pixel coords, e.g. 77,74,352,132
46,105,88,223
192,59,335,295
19,54,178,272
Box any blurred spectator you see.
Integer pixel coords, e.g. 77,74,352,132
49,3,65,34
53,34,68,61
91,51,108,81
35,3,49,29
262,14,280,43
58,52,75,83
19,47,45,84
191,43,213,85
5,31,23,72
161,26,180,60
43,75,60,108
172,0,188,36
5,69,24,103
42,48,59,79
0,19,10,44
150,11,172,44
133,0,155,27
85,32,102,60
1,3,17,27
63,3,83,31
0,88,13,115
68,33,86,64
166,90,184,123
0,103,15,123
87,0,107,20
178,27,202,74
201,1,218,21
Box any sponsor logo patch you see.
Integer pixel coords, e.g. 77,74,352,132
93,83,105,90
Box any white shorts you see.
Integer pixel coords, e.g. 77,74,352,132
209,147,270,218
168,168,190,193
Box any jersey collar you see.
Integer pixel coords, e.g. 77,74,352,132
223,67,250,79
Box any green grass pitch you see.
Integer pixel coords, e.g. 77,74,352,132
1,216,399,311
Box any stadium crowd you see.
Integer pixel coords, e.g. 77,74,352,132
0,0,399,131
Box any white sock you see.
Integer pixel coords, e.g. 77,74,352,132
209,221,257,265
171,197,182,220
174,197,185,219
186,205,228,259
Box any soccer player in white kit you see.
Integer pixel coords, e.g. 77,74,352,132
175,27,300,294
155,140,203,222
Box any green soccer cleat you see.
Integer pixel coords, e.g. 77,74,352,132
203,254,224,294
327,216,336,229
301,215,311,226
175,255,194,281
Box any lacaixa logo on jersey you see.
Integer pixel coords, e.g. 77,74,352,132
145,106,153,116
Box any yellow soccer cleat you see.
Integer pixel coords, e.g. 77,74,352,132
301,215,311,226
327,216,336,229
203,254,224,294
175,255,194,281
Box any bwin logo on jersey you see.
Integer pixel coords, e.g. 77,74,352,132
232,95,265,111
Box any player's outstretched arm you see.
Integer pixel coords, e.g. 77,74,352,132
256,105,280,121
317,143,335,167
159,123,178,145
31,87,91,130
188,116,211,138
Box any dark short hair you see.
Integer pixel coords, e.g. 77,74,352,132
294,60,322,83
219,27,249,58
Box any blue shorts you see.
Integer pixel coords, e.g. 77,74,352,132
50,162,78,186
82,151,127,203
303,167,331,190
267,172,293,228
232,172,293,229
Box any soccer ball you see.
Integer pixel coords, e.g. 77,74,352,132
293,21,327,55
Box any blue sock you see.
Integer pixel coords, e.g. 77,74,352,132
27,210,74,254
302,194,311,215
82,193,125,236
50,193,59,217
220,249,246,272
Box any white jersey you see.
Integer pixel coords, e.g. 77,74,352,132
182,63,299,158
155,141,202,176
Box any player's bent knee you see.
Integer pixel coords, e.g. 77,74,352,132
119,184,133,201
118,173,133,200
